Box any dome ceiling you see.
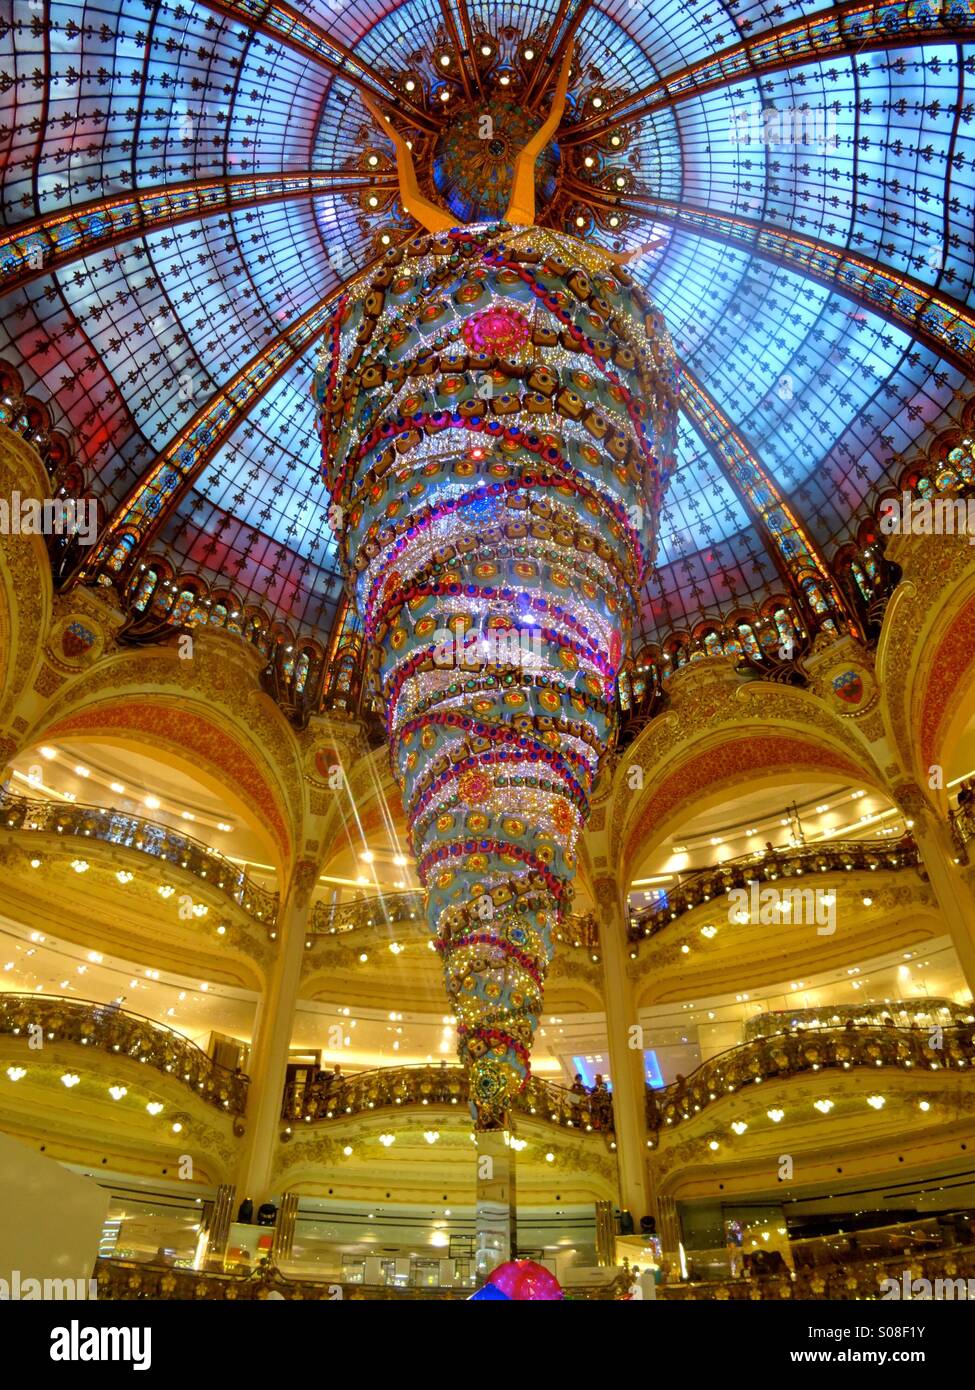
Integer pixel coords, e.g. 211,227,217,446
1,0,973,647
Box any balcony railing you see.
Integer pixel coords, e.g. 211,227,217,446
629,837,922,942
646,1024,974,1133
310,890,426,935
743,998,972,1041
661,1244,975,1301
0,787,278,928
282,1063,615,1135
0,993,248,1115
93,1257,628,1300
310,891,600,954
949,803,975,860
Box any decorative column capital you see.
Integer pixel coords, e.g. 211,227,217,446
594,873,625,921
888,777,935,825
289,857,319,911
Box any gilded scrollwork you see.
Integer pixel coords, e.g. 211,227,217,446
0,431,53,729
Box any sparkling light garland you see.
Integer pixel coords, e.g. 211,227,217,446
315,221,677,1127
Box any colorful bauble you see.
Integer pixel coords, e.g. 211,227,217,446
469,1259,565,1301
314,223,677,1128
462,304,532,356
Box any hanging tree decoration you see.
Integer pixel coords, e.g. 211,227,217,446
314,46,678,1129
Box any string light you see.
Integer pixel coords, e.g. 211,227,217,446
315,222,677,1129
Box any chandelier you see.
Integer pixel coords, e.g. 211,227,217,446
314,49,678,1129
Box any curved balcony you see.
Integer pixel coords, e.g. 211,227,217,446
646,1023,975,1133
0,787,278,928
662,1242,975,1301
629,838,922,942
311,891,601,954
0,993,248,1115
93,1257,627,1300
949,803,975,859
743,997,971,1041
282,1063,615,1137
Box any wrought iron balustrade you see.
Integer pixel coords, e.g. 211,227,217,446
310,890,425,935
646,1024,974,1133
309,890,599,953
0,786,278,927
0,992,248,1114
949,802,975,860
629,837,922,942
660,1244,975,1301
93,1257,628,1300
282,1062,614,1135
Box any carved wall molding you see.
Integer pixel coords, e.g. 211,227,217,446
0,431,54,734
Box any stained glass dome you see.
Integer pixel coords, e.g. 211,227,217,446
1,0,972,663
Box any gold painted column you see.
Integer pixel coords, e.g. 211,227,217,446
271,1191,300,1263
234,861,316,1206
655,1193,682,1273
200,1184,236,1271
894,782,975,996
595,875,651,1225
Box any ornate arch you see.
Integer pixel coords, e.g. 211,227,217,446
21,635,303,876
917,586,975,796
0,432,54,746
606,664,889,886
877,544,975,808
